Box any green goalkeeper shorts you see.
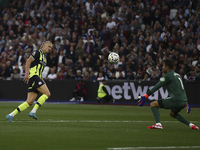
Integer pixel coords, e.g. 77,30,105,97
158,97,187,114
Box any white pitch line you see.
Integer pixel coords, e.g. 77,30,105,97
107,146,200,150
0,120,199,123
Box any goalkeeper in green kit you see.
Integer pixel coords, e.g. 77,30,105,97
138,59,199,130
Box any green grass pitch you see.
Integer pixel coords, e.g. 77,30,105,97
0,102,199,150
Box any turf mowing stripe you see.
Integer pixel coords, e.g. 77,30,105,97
107,146,200,149
1,120,199,123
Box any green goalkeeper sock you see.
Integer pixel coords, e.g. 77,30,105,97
31,94,48,113
174,114,190,126
11,102,30,116
151,106,160,123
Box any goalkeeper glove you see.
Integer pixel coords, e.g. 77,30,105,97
138,94,148,106
186,103,191,114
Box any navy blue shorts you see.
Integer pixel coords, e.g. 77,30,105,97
28,75,45,93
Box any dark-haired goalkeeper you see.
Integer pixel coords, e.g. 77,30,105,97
138,59,199,130
6,41,53,122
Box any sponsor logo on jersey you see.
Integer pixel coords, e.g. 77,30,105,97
40,60,46,67
32,51,36,56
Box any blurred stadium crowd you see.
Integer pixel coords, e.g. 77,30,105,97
0,0,200,82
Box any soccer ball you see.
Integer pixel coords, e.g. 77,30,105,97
108,52,119,64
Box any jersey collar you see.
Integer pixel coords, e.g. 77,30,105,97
39,49,44,55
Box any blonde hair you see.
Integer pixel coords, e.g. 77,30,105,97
40,41,53,49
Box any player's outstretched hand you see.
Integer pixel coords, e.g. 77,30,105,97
186,103,191,114
137,96,146,106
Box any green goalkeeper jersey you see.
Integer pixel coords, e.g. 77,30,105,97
147,70,187,102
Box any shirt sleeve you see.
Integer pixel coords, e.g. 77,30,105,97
102,86,109,95
147,75,170,96
31,50,40,60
